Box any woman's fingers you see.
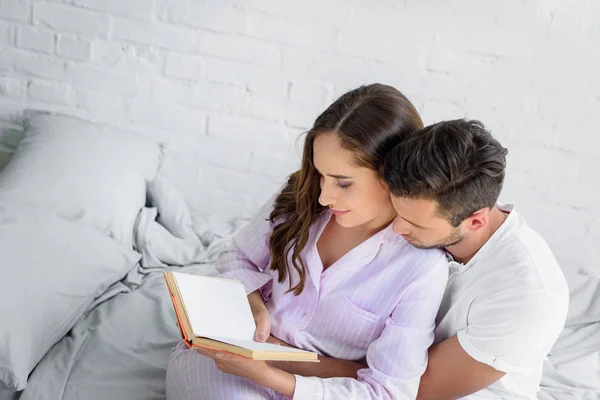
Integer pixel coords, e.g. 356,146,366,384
197,348,217,358
247,290,271,342
253,309,271,342
266,334,293,347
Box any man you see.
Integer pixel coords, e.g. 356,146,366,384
382,119,569,399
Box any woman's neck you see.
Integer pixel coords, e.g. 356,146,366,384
336,206,396,240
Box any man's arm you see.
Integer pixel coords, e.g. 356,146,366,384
265,335,365,379
416,335,505,400
269,356,365,379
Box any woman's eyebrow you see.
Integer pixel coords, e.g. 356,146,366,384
328,174,352,179
314,167,352,179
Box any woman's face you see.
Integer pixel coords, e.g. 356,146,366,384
313,132,396,230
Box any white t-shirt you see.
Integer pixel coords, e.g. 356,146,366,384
434,205,569,399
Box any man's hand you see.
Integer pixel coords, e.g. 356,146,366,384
266,334,365,379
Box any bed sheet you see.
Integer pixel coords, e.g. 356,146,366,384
17,264,218,400
538,265,600,400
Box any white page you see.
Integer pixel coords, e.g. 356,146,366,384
205,335,314,354
173,272,256,341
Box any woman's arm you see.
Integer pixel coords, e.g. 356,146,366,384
197,348,363,398
197,349,297,398
216,193,281,342
256,366,296,398
216,194,279,299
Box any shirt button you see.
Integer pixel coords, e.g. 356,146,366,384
302,312,307,317
286,335,291,341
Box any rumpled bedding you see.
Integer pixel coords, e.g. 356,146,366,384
3,177,247,400
539,266,600,400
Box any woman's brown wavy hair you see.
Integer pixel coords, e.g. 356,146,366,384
268,83,423,295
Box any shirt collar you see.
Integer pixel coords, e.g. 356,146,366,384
311,209,392,272
445,204,518,274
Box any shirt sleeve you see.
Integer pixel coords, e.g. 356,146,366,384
293,252,449,400
215,192,279,300
456,289,568,374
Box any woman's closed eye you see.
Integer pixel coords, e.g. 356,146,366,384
337,181,352,190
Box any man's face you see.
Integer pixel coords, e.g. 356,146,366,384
390,196,465,249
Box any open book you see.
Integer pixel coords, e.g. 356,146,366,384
164,271,319,362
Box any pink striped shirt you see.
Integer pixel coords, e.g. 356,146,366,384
217,193,448,399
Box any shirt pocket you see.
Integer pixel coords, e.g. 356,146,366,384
336,296,386,357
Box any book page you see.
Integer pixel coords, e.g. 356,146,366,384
173,272,256,341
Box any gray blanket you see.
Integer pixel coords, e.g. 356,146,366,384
18,264,218,400
539,265,600,400
5,175,243,400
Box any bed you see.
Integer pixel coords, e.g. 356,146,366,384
12,265,213,400
0,110,598,400
0,110,245,400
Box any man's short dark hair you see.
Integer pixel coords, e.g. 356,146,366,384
383,119,508,227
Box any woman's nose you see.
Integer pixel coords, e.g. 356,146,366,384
318,180,336,206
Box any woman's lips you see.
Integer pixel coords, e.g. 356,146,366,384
331,209,350,216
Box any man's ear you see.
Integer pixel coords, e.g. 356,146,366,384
463,208,491,232
379,178,390,190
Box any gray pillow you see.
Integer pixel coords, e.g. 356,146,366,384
0,111,162,247
0,201,141,390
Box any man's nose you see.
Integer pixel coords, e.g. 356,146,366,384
392,217,410,235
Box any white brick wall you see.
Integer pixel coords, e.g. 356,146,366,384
0,0,598,274
0,0,30,23
16,25,55,54
32,3,114,37
56,34,92,60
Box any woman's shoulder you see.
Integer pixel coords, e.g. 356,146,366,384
381,231,449,277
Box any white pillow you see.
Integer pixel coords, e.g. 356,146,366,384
0,111,162,246
147,161,196,241
0,201,141,391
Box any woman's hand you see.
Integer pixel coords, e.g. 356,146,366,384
197,349,271,383
248,290,271,342
265,334,292,347
197,349,296,398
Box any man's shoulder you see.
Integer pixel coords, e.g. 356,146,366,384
484,207,559,273
468,205,568,301
505,207,555,257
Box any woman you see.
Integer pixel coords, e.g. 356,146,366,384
166,84,449,399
